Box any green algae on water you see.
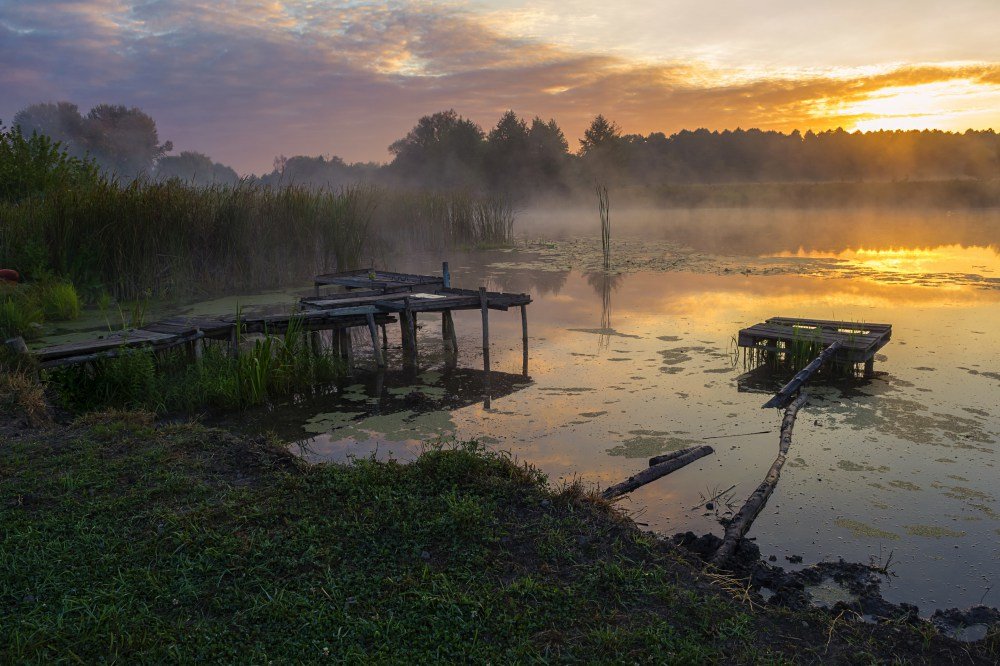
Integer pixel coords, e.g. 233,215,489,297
834,518,899,540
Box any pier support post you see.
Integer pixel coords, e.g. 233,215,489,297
400,298,416,366
380,323,388,351
310,331,323,356
229,326,239,359
480,287,491,408
864,357,875,378
338,328,354,368
442,261,451,288
366,314,385,368
442,310,458,355
520,304,528,377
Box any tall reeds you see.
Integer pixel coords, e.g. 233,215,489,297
0,179,514,300
596,183,611,271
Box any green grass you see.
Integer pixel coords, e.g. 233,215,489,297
0,417,764,662
2,416,994,663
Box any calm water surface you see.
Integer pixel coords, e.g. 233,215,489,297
53,209,1000,612
269,210,999,612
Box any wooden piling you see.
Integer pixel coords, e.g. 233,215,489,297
338,328,354,367
366,313,384,367
401,297,416,364
229,326,239,359
442,261,451,288
864,357,875,378
520,304,528,377
380,323,388,350
480,287,491,402
442,310,457,354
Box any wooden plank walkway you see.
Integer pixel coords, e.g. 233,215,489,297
737,317,891,364
26,265,532,372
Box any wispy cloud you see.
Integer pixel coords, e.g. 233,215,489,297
2,1,997,173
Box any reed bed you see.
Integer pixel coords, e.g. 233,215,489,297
376,190,515,250
0,179,515,301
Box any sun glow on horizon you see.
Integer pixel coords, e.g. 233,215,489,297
834,80,1000,132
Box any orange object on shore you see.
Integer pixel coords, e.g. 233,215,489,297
0,269,20,283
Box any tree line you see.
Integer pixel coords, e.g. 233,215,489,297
9,102,1000,197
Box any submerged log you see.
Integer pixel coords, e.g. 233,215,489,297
711,393,808,566
603,445,714,500
762,341,842,409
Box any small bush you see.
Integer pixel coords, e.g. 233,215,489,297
37,282,81,321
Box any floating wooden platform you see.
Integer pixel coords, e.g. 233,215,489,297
737,317,892,364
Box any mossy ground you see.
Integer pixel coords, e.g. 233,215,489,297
1,413,996,663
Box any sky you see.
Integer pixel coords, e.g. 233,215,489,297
2,0,999,174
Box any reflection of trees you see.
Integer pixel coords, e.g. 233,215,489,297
585,271,624,349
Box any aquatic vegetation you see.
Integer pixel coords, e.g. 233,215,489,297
47,327,349,414
36,281,81,321
0,178,513,301
0,286,43,339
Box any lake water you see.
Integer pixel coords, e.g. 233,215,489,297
47,207,1000,612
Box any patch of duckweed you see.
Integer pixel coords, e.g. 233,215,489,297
837,460,889,473
659,349,692,365
418,370,442,384
657,335,682,342
538,386,596,394
579,411,607,418
934,484,992,501
887,480,922,491
834,518,899,540
904,525,966,539
303,411,365,434
387,385,447,398
607,430,702,458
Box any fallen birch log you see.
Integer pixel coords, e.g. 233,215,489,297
711,393,808,565
603,445,714,499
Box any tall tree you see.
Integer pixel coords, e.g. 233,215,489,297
85,104,172,177
388,109,485,188
485,110,530,192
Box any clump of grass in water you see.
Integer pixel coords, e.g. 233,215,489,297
36,281,81,321
0,286,43,339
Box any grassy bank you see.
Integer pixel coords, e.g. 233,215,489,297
1,413,996,663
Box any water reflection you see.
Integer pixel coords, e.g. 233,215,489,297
202,211,1000,612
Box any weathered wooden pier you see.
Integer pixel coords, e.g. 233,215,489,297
17,263,533,377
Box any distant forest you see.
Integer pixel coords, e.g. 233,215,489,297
9,101,1000,198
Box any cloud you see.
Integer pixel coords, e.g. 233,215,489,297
1,1,997,173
